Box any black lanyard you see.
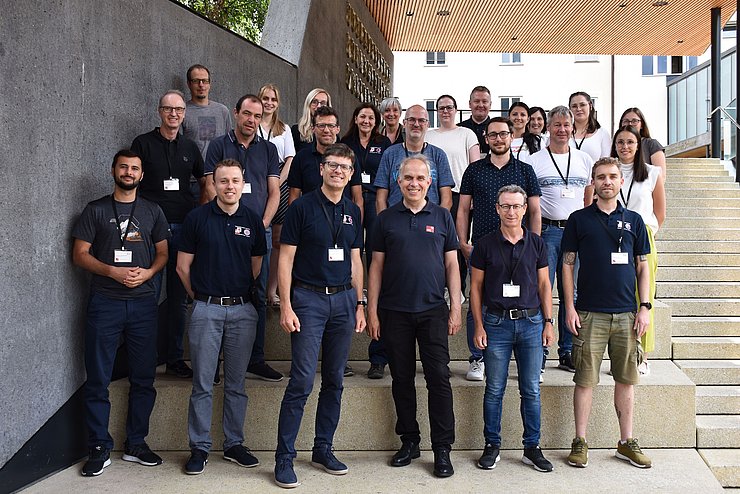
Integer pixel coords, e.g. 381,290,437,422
594,205,625,252
258,125,273,141
318,193,344,248
403,142,426,157
495,231,528,283
110,195,138,250
619,175,635,208
546,147,571,187
573,134,586,150
515,141,526,160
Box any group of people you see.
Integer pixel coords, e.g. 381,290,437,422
72,66,667,488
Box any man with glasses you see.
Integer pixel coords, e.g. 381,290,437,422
457,117,542,381
132,89,205,379
274,143,366,488
182,64,232,160
459,86,493,154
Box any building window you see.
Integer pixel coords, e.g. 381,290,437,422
642,55,697,76
426,51,446,65
500,97,521,117
426,100,437,127
501,52,521,64
575,54,599,62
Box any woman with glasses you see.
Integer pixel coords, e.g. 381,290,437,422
569,91,611,162
291,88,332,153
527,106,549,146
619,107,667,178
379,97,405,144
611,126,666,376
508,102,543,163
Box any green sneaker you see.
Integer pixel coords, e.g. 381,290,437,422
616,438,652,468
567,437,588,468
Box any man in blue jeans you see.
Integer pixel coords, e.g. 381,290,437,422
274,144,365,489
469,185,554,473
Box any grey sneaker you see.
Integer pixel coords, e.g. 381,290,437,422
466,358,485,381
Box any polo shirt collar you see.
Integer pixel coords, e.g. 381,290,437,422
154,127,179,143
486,153,515,170
496,227,529,246
589,201,625,217
395,199,432,215
316,187,346,207
228,129,263,149
209,199,248,217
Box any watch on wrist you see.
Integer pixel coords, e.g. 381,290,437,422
544,318,554,324
639,302,652,310
357,300,367,307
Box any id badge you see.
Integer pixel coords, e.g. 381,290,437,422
243,183,252,194
163,178,180,191
114,249,132,263
361,173,371,184
560,188,576,199
328,248,345,262
611,252,628,265
502,283,521,298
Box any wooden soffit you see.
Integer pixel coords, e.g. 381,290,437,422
364,0,736,56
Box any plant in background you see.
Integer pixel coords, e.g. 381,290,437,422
176,0,270,43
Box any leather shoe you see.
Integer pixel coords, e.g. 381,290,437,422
390,441,420,467
433,448,454,478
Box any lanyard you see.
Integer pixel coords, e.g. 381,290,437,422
258,125,273,141
318,193,344,248
403,142,426,157
515,142,526,160
546,147,571,187
110,195,138,250
594,205,625,252
495,231,528,283
619,177,635,208
574,135,586,150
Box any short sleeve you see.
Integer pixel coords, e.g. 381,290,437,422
179,209,198,254
535,236,548,269
71,204,99,244
151,205,171,243
251,213,268,256
191,146,205,178
266,141,281,178
204,137,223,175
282,128,296,159
524,164,542,197
280,201,302,246
287,155,303,189
561,217,578,253
370,213,387,253
469,236,488,271
373,151,392,189
459,166,474,196
435,149,456,187
443,209,459,251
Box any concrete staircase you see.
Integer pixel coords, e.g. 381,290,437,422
659,157,740,488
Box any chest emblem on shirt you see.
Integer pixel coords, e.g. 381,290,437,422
369,146,382,154
342,214,353,225
617,220,632,231
426,225,435,233
234,226,251,237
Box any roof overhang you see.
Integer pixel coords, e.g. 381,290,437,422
364,0,736,56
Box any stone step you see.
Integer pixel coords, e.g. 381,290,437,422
675,360,740,385
657,240,740,253
672,337,740,359
658,228,740,241
661,253,740,266
667,175,735,183
671,317,740,337
667,188,740,198
662,217,739,229
658,266,740,282
661,299,740,317
667,158,722,166
107,361,695,451
699,449,740,488
696,415,740,448
658,282,740,298
665,182,739,190
696,386,740,414
663,197,740,208
663,207,740,218
669,168,732,177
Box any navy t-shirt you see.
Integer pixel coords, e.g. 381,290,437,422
287,143,362,197
459,117,491,154
340,133,392,193
372,200,459,312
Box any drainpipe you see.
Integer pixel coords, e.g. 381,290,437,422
711,7,722,159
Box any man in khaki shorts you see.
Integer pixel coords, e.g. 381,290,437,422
561,157,652,469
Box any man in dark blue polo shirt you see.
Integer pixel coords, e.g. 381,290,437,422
205,94,281,382
458,86,493,154
562,158,652,470
457,117,542,381
274,143,365,489
176,159,267,475
132,89,205,379
367,155,461,478
469,185,555,473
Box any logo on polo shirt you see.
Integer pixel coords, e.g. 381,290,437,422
343,214,353,225
426,225,435,233
617,220,632,231
234,226,251,237
369,146,382,154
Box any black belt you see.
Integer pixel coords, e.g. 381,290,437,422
493,308,540,320
194,294,249,306
543,218,568,228
293,281,352,295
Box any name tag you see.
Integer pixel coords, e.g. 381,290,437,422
502,283,521,298
560,188,576,199
163,178,180,191
361,172,371,184
328,248,344,262
114,249,132,263
243,183,252,194
611,252,628,265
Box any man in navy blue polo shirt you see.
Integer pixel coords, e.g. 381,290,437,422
469,185,555,473
367,155,461,478
205,94,282,382
562,158,652,470
274,143,365,489
457,117,542,381
176,159,267,475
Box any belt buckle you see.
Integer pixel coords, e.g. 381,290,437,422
508,308,519,319
325,286,331,295
220,296,231,306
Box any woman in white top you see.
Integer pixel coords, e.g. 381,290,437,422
612,125,666,375
569,91,611,161
259,83,296,306
527,106,549,147
508,101,543,162
619,107,667,178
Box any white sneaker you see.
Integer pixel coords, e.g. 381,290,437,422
539,373,544,383
638,361,650,376
466,359,485,381
460,291,466,305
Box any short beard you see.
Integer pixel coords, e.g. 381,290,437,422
491,147,510,156
115,177,139,190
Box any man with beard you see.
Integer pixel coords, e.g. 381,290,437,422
181,64,232,160
72,149,170,476
457,117,542,381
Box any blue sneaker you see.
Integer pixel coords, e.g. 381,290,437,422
275,457,300,488
311,445,348,475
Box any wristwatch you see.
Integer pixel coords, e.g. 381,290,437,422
544,318,554,324
639,302,652,310
357,300,367,307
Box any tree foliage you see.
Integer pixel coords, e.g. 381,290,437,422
176,0,270,43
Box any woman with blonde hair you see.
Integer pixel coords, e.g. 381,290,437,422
291,88,331,153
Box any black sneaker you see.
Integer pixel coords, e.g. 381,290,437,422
122,441,163,466
213,360,222,386
166,360,193,378
81,445,111,477
477,443,500,469
522,446,553,472
246,361,284,382
558,353,576,373
367,363,385,379
224,444,259,468
185,448,208,475
344,363,354,377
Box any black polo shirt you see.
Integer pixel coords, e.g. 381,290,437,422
470,229,548,312
561,202,650,313
372,200,459,313
340,133,392,193
179,200,267,297
287,142,362,198
281,189,363,286
459,155,541,244
204,131,280,218
131,128,204,223
459,117,491,154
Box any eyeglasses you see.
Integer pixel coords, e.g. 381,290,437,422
616,139,638,147
486,131,511,139
314,123,338,130
189,78,210,85
159,106,185,114
621,118,642,126
310,99,328,107
437,105,456,113
322,161,353,173
405,117,429,125
497,203,525,211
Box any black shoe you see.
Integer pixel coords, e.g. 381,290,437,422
477,443,500,469
433,448,454,477
390,441,420,467
558,353,576,373
81,445,111,477
367,363,385,379
213,360,221,386
166,360,193,378
224,444,259,468
522,446,553,472
246,362,284,382
344,363,354,377
122,441,163,466
185,448,208,475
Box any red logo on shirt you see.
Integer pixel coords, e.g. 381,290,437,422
234,226,251,237
426,225,435,233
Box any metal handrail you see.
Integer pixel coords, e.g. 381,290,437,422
707,105,740,131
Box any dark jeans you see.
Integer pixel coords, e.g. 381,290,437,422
451,192,469,295
165,223,188,364
379,304,455,450
84,291,158,449
249,226,272,365
541,223,575,357
364,190,388,365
